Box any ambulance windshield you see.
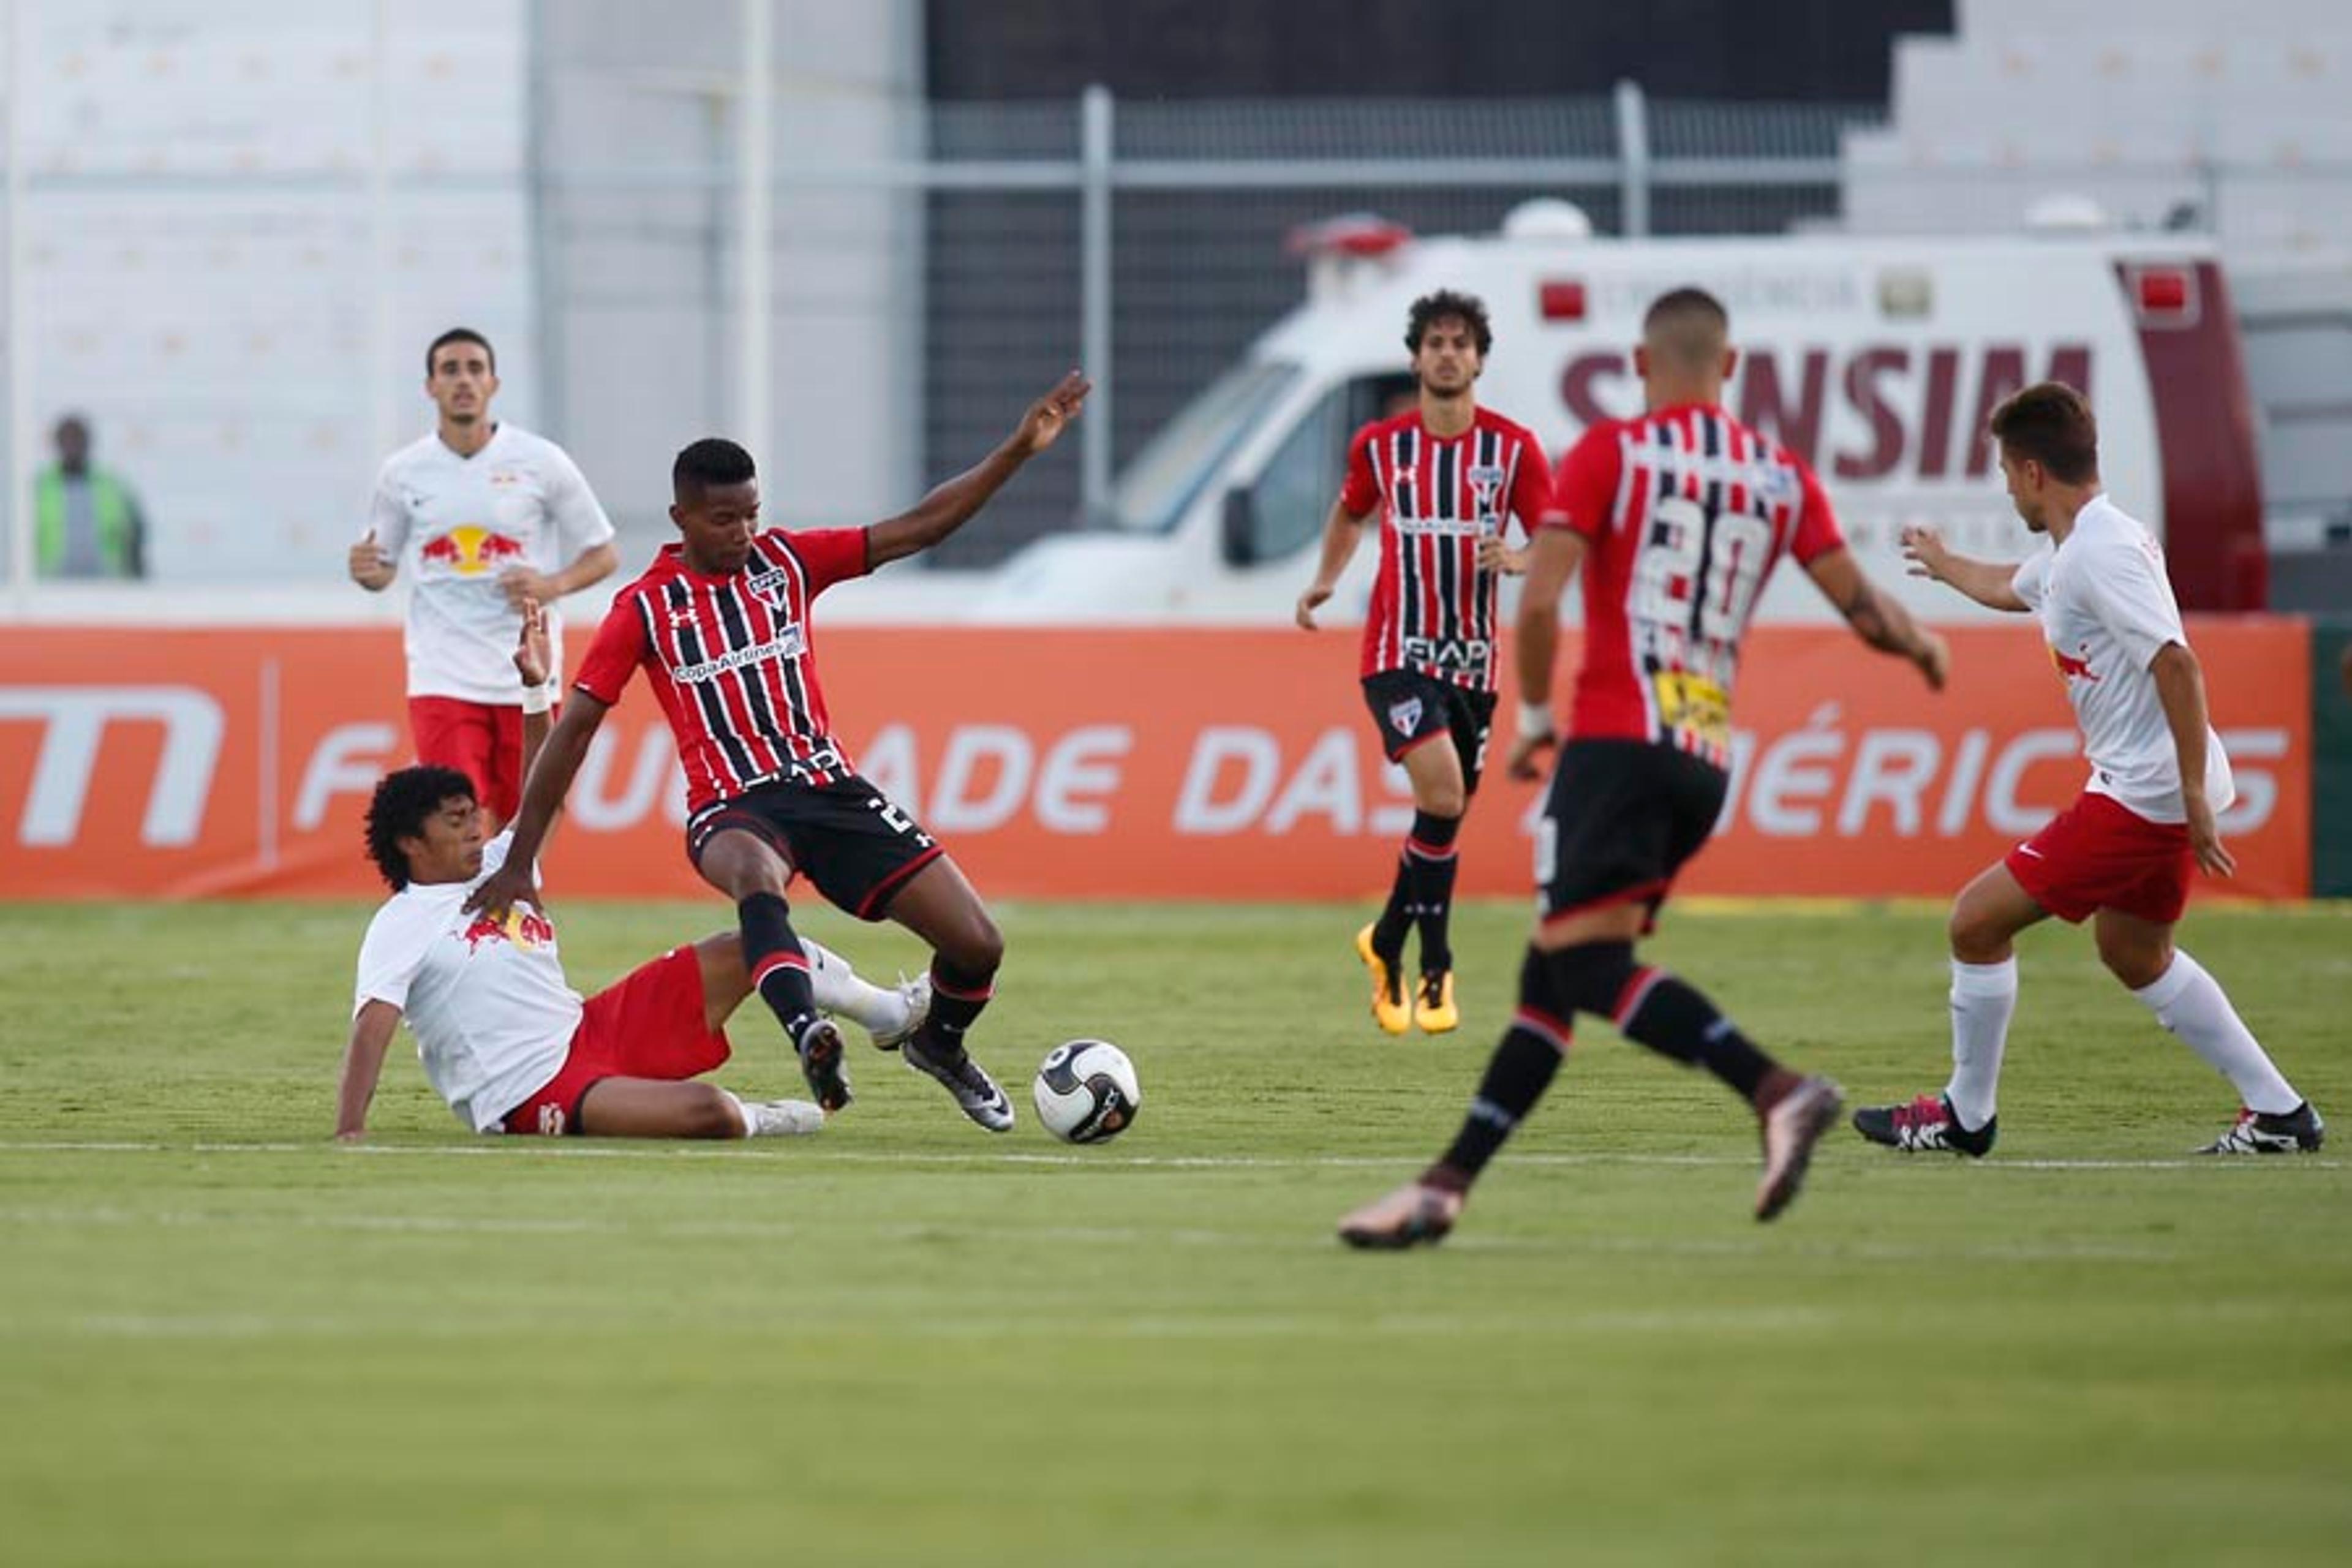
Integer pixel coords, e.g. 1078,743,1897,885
1104,360,1299,533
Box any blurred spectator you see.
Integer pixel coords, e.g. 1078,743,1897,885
36,415,147,580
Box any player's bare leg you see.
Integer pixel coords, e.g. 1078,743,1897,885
876,856,1015,1131
2093,907,2321,1152
695,828,851,1112
576,1076,821,1139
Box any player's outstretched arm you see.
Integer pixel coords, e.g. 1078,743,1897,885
1900,524,2027,611
512,599,556,790
1295,501,1372,629
467,688,611,919
2151,641,2236,878
1806,546,1950,691
335,1000,404,1141
867,371,1091,568
1505,527,1588,780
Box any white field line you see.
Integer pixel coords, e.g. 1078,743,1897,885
0,1204,2198,1267
0,1139,2338,1173
24,1305,1845,1343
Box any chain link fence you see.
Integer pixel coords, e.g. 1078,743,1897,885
907,89,1866,566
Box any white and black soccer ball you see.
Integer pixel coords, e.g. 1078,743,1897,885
1032,1039,1142,1144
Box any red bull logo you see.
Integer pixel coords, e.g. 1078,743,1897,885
2049,643,2100,683
421,524,527,578
461,905,556,953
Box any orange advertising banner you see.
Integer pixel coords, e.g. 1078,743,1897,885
0,620,2312,901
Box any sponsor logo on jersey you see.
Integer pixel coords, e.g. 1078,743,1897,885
2049,643,2100,682
1388,697,1423,735
459,905,556,953
671,626,807,684
418,524,527,578
1400,635,1493,670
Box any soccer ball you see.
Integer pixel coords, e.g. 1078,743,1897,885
1032,1039,1142,1144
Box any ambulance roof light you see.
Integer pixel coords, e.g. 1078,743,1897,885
1502,198,1594,241
1284,213,1414,260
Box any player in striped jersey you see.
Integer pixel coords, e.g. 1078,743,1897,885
338,601,916,1145
1341,288,1949,1246
469,372,1091,1133
1297,290,1555,1037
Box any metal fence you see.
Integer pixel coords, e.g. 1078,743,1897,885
540,83,1872,570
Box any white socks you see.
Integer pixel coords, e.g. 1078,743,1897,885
1942,957,2017,1133
2131,951,2301,1115
800,937,903,1035
721,1091,826,1138
722,1090,757,1138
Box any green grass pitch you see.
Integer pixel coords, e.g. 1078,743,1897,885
2,897,2348,1566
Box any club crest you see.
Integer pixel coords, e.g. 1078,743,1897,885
745,569,791,611
1468,464,1505,520
1388,697,1423,735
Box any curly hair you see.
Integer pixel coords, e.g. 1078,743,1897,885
364,766,475,890
1404,289,1493,356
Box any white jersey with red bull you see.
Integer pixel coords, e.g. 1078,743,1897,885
1548,402,1845,767
353,832,576,1133
2008,494,2233,824
368,423,617,704
574,528,871,814
1340,407,1555,691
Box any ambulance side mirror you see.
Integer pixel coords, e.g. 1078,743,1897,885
1219,488,1259,567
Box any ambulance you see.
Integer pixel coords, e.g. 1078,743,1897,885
945,200,2271,627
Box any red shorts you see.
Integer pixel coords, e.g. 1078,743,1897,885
409,697,527,823
2005,790,2195,925
502,946,732,1136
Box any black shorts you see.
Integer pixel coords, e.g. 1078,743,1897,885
1536,739,1729,930
1360,669,1499,796
687,774,944,921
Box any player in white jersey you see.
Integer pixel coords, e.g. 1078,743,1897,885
348,328,620,827
335,601,928,1142
1860,381,2322,1156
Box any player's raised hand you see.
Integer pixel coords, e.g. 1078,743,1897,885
512,598,551,687
348,530,395,590
1015,371,1092,456
1899,524,1951,582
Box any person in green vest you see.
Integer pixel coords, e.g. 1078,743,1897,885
36,415,146,580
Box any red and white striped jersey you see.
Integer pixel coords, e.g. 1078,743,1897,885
1340,407,1555,691
573,528,869,812
1549,402,1845,768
